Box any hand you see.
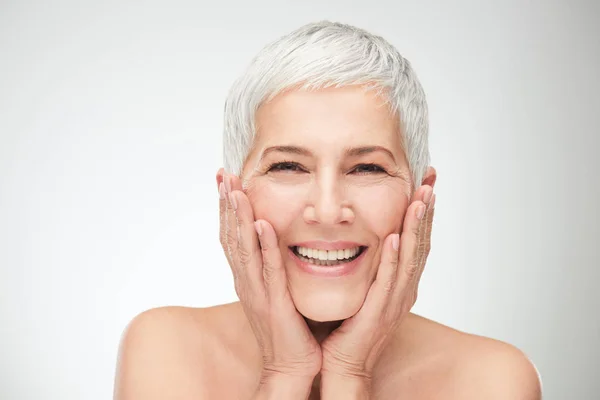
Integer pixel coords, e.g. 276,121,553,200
319,185,436,381
216,169,322,381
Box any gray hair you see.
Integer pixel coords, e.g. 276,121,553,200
222,20,430,191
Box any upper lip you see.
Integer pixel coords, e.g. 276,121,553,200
290,241,366,251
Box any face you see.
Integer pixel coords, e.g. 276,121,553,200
241,85,414,322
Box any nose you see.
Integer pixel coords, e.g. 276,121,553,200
303,173,354,225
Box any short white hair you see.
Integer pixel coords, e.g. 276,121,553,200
222,20,430,191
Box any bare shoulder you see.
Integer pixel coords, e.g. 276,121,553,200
113,304,251,400
449,332,543,400
392,314,542,400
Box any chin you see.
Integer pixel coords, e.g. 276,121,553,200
290,287,366,322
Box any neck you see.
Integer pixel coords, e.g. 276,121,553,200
304,316,344,345
303,317,344,400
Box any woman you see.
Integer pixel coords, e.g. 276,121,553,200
114,21,541,399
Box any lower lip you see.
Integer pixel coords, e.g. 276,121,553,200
288,247,367,277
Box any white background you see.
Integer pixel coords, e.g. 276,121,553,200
1,1,598,398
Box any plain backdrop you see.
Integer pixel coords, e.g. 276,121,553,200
1,0,599,399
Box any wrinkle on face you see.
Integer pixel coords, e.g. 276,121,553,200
236,85,414,321
243,147,412,212
241,84,413,228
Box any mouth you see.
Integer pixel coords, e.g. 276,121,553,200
290,245,368,267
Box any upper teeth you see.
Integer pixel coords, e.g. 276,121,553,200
296,246,361,261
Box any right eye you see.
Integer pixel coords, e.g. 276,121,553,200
267,161,305,173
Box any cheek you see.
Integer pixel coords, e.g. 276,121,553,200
349,184,407,236
247,179,408,237
246,181,304,230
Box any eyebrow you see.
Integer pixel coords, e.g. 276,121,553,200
259,145,397,164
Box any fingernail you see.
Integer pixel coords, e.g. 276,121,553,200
229,192,238,210
416,204,426,220
254,221,262,236
219,182,225,200
392,234,399,251
224,176,232,194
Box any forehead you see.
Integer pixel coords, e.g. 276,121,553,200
254,85,401,150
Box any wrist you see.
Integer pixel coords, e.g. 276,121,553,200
320,373,372,400
254,371,315,400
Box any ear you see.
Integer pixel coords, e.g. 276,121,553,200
421,166,437,189
216,167,225,189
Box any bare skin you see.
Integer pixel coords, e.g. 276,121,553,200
115,172,540,398
114,171,540,398
114,303,541,399
114,86,542,399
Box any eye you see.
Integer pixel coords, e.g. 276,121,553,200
267,161,305,173
352,163,386,174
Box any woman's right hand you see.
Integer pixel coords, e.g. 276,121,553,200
217,170,322,382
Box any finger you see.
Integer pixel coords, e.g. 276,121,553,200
394,185,431,306
397,200,427,289
223,174,244,267
351,233,400,333
226,173,244,192
403,184,431,233
217,168,226,254
225,183,238,270
373,233,401,297
219,182,232,265
215,167,225,187
254,219,288,302
415,192,435,279
229,188,264,296
409,184,432,205
414,194,435,294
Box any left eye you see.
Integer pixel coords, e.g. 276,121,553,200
352,164,386,174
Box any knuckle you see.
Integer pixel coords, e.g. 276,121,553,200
383,279,396,293
226,230,237,248
238,246,253,266
404,260,419,281
412,224,421,237
259,239,270,252
261,251,271,270
262,264,275,285
415,216,424,232
232,209,244,228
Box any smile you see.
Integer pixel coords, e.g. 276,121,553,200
291,246,367,266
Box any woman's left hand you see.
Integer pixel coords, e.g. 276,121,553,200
320,185,436,382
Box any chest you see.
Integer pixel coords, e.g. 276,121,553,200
205,353,455,400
